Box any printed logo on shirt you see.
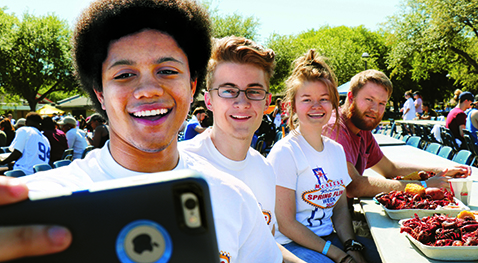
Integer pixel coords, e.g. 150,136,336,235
258,202,272,225
301,166,345,209
313,167,329,186
263,210,272,225
220,251,231,263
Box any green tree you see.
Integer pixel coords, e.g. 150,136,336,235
203,1,260,41
211,13,260,41
266,26,389,95
386,0,478,95
0,9,77,111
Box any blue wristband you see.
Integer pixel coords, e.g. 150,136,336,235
421,181,427,188
322,240,331,255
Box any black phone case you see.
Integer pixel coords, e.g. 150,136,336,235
0,173,219,263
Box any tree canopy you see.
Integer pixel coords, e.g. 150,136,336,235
266,26,389,94
205,1,260,41
386,0,478,98
0,9,77,111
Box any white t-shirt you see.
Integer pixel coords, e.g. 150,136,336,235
10,126,50,175
65,128,88,159
19,143,282,263
273,107,282,128
267,131,351,245
179,129,277,231
403,98,416,120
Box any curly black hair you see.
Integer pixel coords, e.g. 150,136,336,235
72,0,212,118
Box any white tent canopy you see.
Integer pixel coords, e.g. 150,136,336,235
338,81,350,96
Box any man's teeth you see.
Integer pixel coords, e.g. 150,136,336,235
133,109,168,117
232,115,249,119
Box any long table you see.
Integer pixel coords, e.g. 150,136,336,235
372,134,406,146
396,120,446,126
361,145,478,263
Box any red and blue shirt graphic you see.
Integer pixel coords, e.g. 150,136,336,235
302,167,345,209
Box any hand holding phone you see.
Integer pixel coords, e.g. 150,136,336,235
0,176,72,262
0,170,218,263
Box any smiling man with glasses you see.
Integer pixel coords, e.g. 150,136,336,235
210,85,269,100
179,36,304,263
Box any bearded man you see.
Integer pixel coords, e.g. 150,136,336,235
322,70,469,199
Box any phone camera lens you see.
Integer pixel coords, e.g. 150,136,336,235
185,198,197,209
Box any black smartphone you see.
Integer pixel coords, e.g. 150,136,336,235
0,169,219,263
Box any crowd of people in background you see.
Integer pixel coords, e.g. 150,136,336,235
0,111,109,175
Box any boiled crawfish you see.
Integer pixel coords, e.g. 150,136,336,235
376,188,455,210
400,214,478,246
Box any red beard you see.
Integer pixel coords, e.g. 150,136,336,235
346,101,382,131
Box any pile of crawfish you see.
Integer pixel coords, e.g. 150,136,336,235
376,188,456,210
400,214,478,246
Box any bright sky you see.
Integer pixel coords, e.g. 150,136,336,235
2,0,403,44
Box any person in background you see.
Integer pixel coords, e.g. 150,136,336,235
0,119,15,146
183,106,208,140
0,112,50,175
52,113,60,122
400,90,415,120
453,89,462,106
446,91,474,149
86,113,109,148
413,91,423,116
78,115,87,130
180,36,303,263
417,102,438,120
7,114,15,126
59,116,88,160
0,0,282,261
14,118,25,130
42,117,69,166
466,96,478,146
272,98,283,129
0,126,6,147
268,50,379,263
322,70,470,200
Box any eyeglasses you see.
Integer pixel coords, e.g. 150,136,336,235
209,86,269,101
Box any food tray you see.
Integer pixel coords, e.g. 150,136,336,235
374,197,469,220
399,219,478,261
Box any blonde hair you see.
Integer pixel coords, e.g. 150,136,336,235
284,49,339,132
454,89,462,102
206,36,275,90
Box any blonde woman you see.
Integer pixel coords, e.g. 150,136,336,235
268,50,380,263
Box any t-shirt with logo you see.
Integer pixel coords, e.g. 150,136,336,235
179,129,277,231
10,126,51,175
19,142,282,263
267,131,351,245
